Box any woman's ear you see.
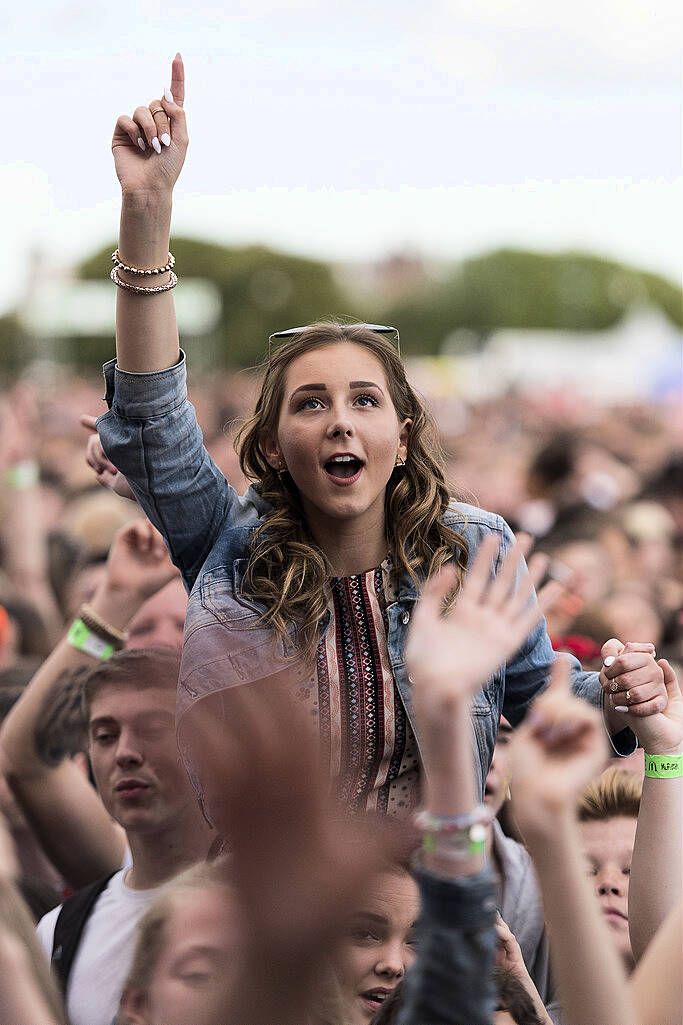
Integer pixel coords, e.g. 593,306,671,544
259,432,282,471
118,986,149,1025
398,419,412,462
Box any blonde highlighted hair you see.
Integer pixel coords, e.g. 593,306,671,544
577,766,642,822
235,321,469,654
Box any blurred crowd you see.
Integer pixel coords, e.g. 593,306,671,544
0,363,680,1025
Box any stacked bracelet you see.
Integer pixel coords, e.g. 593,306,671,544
111,267,178,295
414,805,492,859
79,603,128,650
111,249,175,275
644,753,682,778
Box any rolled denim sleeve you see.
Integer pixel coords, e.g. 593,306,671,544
96,352,240,592
398,866,497,1025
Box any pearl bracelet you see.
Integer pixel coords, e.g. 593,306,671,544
111,249,175,275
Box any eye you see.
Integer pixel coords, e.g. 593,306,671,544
93,732,116,745
350,928,379,944
354,393,379,407
179,970,212,986
297,395,325,411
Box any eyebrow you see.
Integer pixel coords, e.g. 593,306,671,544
290,381,384,398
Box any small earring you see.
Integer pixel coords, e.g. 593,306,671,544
394,454,406,467
277,461,288,476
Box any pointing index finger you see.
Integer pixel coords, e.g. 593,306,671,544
170,52,185,107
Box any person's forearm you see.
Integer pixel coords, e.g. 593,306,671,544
115,191,180,373
418,696,484,878
526,816,636,1025
0,582,146,776
629,760,682,961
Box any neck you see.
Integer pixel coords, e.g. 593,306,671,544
125,808,212,890
304,502,387,576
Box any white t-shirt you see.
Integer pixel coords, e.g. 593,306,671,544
37,869,162,1025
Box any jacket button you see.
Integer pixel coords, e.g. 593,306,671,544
401,611,410,625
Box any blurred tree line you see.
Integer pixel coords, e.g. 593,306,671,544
1,242,679,371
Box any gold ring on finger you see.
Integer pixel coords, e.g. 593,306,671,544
626,690,631,702
610,680,618,693
150,108,164,116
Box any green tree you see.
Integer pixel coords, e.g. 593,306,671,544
378,249,682,356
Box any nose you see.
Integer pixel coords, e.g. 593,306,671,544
115,729,143,769
596,871,626,898
374,941,406,980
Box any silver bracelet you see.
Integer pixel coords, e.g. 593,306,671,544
111,249,175,275
110,267,178,294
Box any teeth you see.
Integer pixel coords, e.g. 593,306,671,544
330,455,355,462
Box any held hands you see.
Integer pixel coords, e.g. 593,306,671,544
405,534,563,716
600,638,675,744
112,53,187,197
508,657,607,841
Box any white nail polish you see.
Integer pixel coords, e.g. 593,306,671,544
614,706,629,713
137,137,145,150
152,137,162,154
160,133,171,147
604,656,615,667
164,87,174,103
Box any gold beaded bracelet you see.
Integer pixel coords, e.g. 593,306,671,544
111,249,175,275
111,267,178,295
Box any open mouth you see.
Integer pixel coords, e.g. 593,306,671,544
361,988,392,1010
324,455,364,484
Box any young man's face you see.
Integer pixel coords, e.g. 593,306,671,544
88,683,195,835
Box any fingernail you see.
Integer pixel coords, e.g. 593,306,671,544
152,137,162,154
164,87,174,103
614,706,629,713
160,133,171,147
604,656,616,667
137,137,145,150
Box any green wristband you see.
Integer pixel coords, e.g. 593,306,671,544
4,460,39,489
67,619,114,661
644,753,683,778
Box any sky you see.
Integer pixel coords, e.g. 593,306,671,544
2,0,680,316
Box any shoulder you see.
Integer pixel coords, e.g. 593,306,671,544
442,500,515,550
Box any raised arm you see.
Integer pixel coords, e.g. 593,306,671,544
508,661,637,1025
621,658,682,961
399,537,563,1025
112,54,187,372
0,520,178,888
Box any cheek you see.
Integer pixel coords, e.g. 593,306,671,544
338,943,376,990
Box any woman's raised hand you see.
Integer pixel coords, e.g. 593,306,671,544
405,534,563,711
111,53,188,197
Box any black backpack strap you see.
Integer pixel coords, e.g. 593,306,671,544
51,873,116,995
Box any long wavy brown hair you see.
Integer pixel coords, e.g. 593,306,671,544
235,322,469,654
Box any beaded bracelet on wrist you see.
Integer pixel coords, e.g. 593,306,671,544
111,249,175,275
111,267,178,295
79,603,128,649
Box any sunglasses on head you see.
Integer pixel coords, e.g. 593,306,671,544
268,323,401,358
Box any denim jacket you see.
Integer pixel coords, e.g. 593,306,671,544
97,352,634,809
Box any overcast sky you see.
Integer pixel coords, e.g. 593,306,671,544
2,0,680,315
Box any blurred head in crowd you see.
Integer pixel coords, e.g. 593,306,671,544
485,716,513,815
601,587,663,649
126,579,187,651
577,768,641,971
119,862,236,1025
83,648,197,838
333,865,419,1025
